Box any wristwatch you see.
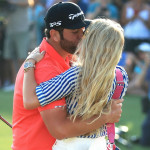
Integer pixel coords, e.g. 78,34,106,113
24,61,35,72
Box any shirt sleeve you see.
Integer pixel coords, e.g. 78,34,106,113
116,65,129,98
36,66,80,106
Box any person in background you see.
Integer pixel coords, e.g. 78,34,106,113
69,0,90,14
28,0,46,49
0,18,6,88
12,2,123,150
127,43,150,96
118,51,137,80
23,18,128,150
112,0,128,22
3,0,30,91
129,43,150,147
121,0,150,54
45,0,65,10
86,0,119,22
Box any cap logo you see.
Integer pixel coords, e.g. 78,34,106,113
68,11,83,20
50,21,62,28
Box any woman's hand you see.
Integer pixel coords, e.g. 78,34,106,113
26,47,45,63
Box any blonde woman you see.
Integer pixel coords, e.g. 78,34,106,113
23,18,128,149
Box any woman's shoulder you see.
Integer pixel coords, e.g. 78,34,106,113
69,66,81,71
116,65,129,84
116,65,126,72
61,66,81,77
116,65,127,74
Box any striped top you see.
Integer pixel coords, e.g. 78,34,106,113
36,65,128,138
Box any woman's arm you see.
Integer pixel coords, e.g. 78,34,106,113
23,59,40,109
36,66,79,107
23,64,79,109
23,49,46,109
23,48,79,109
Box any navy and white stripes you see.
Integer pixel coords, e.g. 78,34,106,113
36,66,80,106
36,65,128,138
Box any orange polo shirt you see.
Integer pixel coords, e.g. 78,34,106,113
12,38,70,150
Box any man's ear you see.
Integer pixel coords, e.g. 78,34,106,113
50,29,60,42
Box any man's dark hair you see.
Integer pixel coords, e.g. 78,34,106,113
44,27,64,39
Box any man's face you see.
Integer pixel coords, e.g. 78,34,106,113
59,28,85,54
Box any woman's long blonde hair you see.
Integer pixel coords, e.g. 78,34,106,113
71,18,124,121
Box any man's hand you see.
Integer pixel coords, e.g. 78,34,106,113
106,99,124,123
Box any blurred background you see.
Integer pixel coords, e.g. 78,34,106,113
0,0,150,149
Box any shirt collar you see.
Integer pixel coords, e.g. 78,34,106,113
40,38,70,69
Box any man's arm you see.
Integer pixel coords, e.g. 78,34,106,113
40,99,123,140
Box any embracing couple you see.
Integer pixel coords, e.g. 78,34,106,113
12,2,128,150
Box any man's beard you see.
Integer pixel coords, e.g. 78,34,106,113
60,38,78,54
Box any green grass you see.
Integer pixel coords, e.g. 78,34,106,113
0,90,150,150
116,95,150,150
0,90,13,150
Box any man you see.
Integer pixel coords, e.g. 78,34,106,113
3,0,29,91
12,2,123,150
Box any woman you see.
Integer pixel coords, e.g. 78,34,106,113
23,18,128,149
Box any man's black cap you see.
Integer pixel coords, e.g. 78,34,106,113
44,2,91,30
